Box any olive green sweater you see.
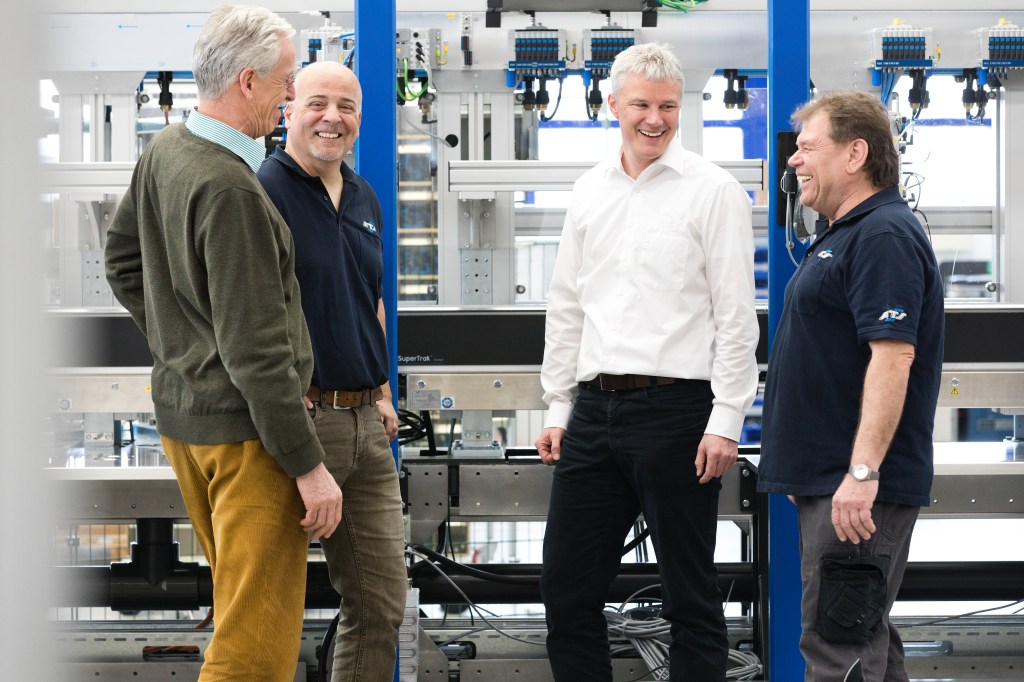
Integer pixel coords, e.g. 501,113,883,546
105,124,324,477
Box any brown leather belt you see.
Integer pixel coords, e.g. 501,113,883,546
583,374,679,392
307,385,384,409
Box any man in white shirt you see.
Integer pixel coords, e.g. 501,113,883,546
534,42,759,681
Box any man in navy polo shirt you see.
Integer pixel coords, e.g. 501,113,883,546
758,91,944,681
257,61,406,682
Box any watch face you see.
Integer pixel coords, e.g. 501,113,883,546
850,464,877,481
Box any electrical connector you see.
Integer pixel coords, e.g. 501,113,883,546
522,79,536,112
536,79,550,112
588,82,603,118
156,71,173,113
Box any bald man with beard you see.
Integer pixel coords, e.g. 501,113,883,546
258,61,407,682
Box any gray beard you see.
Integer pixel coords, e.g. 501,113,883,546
309,143,344,162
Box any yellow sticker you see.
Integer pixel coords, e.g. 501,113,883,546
950,387,959,396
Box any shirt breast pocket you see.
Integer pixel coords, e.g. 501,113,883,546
633,233,688,292
357,230,383,286
792,260,829,316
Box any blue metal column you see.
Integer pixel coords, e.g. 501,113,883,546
354,0,399,460
767,1,809,679
354,3,400,681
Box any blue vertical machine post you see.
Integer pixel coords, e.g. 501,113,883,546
766,0,809,679
355,0,399,468
354,4,400,677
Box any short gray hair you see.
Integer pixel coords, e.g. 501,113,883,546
193,4,295,100
609,43,685,95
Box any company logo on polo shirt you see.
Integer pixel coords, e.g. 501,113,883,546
817,249,834,259
362,220,377,234
878,307,907,323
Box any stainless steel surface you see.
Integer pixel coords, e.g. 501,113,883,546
459,659,654,681
938,368,1024,408
926,443,1024,517
419,617,758,681
52,663,305,681
907,658,1024,680
47,365,1024,415
47,467,184,521
399,588,423,682
405,458,753,527
50,368,154,413
406,462,449,547
928,471,1024,517
407,372,546,411
449,159,767,194
52,592,422,680
47,445,1024,523
456,464,554,518
415,628,450,681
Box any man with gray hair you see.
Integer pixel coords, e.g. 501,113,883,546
105,6,342,680
535,42,759,681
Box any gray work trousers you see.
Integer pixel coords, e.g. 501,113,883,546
797,495,919,682
309,402,407,682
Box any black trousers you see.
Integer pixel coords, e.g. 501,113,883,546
540,381,728,682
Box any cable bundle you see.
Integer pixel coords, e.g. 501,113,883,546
605,602,763,681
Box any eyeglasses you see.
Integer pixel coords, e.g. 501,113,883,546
267,71,297,88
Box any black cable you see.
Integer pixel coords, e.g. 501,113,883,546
409,544,539,585
423,411,437,454
586,78,602,122
446,417,457,456
397,409,429,446
316,613,340,682
444,417,456,559
913,208,931,241
539,78,564,123
434,520,448,555
631,521,645,561
898,599,1024,628
407,548,548,644
622,526,651,557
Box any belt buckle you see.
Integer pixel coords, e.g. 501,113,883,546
598,374,608,391
331,391,351,410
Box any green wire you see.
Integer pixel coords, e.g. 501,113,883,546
397,56,429,101
655,0,707,11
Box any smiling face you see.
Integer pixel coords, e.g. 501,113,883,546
283,61,362,174
246,35,296,138
608,73,681,179
789,111,863,222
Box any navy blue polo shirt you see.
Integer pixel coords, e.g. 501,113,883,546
758,186,944,507
257,146,388,391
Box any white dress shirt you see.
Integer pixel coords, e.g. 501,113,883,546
541,141,760,441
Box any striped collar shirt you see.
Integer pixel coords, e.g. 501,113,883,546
185,108,265,174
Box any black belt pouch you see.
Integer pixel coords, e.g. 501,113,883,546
816,555,891,644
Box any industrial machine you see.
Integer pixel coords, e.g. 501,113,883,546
38,2,1024,680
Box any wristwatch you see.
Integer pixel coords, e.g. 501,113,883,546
848,463,880,481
